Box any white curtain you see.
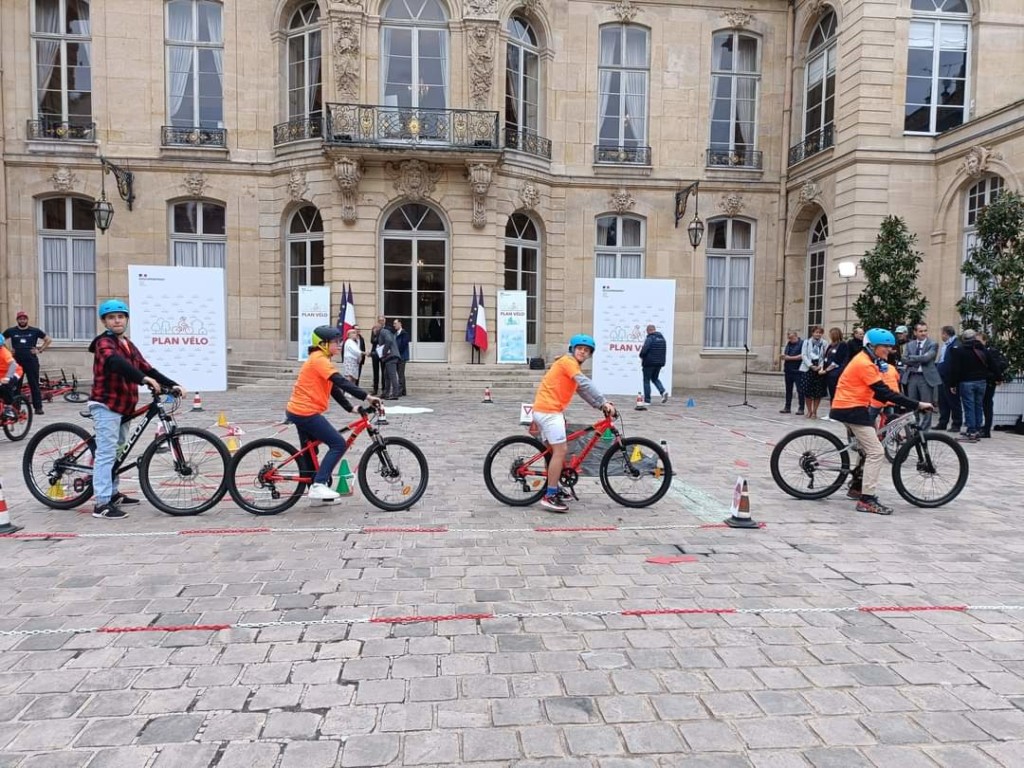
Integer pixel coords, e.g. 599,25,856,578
727,257,751,347
381,27,396,108
173,240,199,267
167,5,193,124
42,237,68,339
309,29,322,117
203,242,226,269
597,31,617,143
506,44,521,128
72,238,96,340
206,3,223,126
623,72,645,145
704,256,727,347
437,30,448,110
596,253,615,279
34,0,62,119
734,38,758,150
620,253,642,278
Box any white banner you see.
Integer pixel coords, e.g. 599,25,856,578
128,265,227,392
297,286,331,361
497,290,528,364
591,278,676,396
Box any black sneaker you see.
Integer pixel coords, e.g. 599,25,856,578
92,503,128,519
111,492,140,506
34,408,44,416
779,408,792,414
795,409,805,416
539,494,569,513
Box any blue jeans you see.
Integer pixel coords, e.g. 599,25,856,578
958,379,986,434
286,411,347,485
89,402,129,504
642,365,665,403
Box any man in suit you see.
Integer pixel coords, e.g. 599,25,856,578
901,321,941,430
935,324,962,431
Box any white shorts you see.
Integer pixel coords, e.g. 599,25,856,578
532,411,567,445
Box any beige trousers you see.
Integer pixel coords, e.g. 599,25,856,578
849,422,885,496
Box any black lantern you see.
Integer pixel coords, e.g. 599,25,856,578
92,191,114,233
675,180,704,249
92,154,136,233
687,214,705,249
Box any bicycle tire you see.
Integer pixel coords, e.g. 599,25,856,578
139,427,230,516
357,436,429,511
22,422,95,509
226,437,309,515
891,431,969,508
483,434,549,506
770,427,850,500
63,391,87,403
3,396,33,441
599,436,672,508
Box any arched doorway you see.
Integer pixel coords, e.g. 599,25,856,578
285,205,324,346
806,213,828,335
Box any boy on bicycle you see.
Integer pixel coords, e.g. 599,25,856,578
286,326,382,502
0,335,24,421
531,334,616,513
830,328,933,516
88,300,184,520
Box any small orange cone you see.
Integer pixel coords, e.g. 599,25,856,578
725,476,759,529
191,393,204,411
0,477,23,535
635,392,648,411
154,421,170,453
483,387,493,403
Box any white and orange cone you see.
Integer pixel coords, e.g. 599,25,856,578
635,392,648,411
191,392,204,411
483,387,493,404
725,476,759,529
0,477,23,535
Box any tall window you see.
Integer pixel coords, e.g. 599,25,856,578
287,3,322,127
170,202,226,268
31,0,92,138
962,176,1003,297
505,213,540,347
597,24,649,159
905,0,970,134
709,31,760,166
166,0,224,128
39,197,96,342
804,11,836,142
704,218,754,349
806,214,828,334
505,16,540,145
595,215,644,278
381,0,449,112
287,206,325,343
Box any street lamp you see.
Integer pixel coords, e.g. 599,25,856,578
675,181,704,249
837,261,857,334
92,154,136,234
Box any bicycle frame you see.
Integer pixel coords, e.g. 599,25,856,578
24,369,79,400
517,415,619,482
818,411,922,470
263,409,380,486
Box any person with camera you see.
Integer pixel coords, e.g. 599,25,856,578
799,326,828,419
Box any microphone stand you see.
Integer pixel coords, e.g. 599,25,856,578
729,344,757,409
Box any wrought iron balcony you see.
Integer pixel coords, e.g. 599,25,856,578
594,144,652,165
788,125,835,166
706,147,763,170
325,103,499,150
273,116,324,146
505,126,552,160
27,119,95,142
161,125,228,148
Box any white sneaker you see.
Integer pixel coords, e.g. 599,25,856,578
308,483,340,502
661,392,669,404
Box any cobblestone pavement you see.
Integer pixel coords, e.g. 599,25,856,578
1,387,1023,768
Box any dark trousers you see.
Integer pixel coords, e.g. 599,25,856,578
382,358,400,397
286,410,347,485
826,371,841,401
783,369,805,411
0,377,22,407
371,356,382,394
937,378,962,428
397,359,407,396
982,381,995,436
641,364,665,403
17,354,42,410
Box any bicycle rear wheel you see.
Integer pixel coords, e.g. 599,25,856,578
770,427,850,500
64,390,87,403
483,435,549,506
226,438,309,515
22,423,95,509
3,396,33,441
357,436,429,511
599,437,672,508
892,431,968,508
139,427,229,516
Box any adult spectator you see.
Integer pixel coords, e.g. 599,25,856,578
342,326,364,384
369,315,385,395
638,324,668,404
393,318,410,396
948,328,993,443
976,331,1010,439
846,326,864,357
377,319,401,399
3,310,51,415
900,321,941,431
779,329,805,415
800,326,828,419
822,327,850,403
935,325,962,432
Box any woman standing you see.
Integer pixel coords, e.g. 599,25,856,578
823,327,851,402
800,326,828,419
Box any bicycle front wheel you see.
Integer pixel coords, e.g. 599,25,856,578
139,427,229,516
3,396,33,441
483,435,549,506
357,436,429,511
599,437,672,508
22,423,95,509
227,438,309,515
770,428,850,500
892,431,969,508
64,390,87,403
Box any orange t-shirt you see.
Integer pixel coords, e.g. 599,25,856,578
533,355,582,413
869,365,900,409
286,351,339,416
832,353,886,410
0,347,23,379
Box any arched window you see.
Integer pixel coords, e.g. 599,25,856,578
596,24,650,164
170,201,226,268
505,16,547,157
39,196,96,341
962,176,1002,297
704,218,754,349
282,3,322,141
804,10,836,147
806,214,829,335
905,0,970,134
286,205,325,343
505,213,541,348
165,1,224,133
30,0,93,140
708,31,761,168
381,0,448,141
596,215,644,278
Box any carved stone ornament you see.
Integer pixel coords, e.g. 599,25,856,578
519,181,541,211
182,172,207,198
334,0,364,8
334,17,361,100
610,187,636,213
610,0,638,23
718,192,744,218
959,146,1001,179
521,0,541,13
798,180,821,206
50,166,78,192
386,159,441,201
286,169,308,202
466,0,497,16
333,157,362,224
721,9,754,28
807,0,828,17
466,23,496,111
466,163,494,229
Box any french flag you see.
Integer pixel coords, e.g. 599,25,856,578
342,284,356,336
465,286,478,343
473,286,488,352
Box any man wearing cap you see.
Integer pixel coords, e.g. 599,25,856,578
3,311,51,415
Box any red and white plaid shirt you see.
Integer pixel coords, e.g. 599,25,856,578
88,332,155,415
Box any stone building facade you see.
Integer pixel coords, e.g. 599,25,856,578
1,0,1021,385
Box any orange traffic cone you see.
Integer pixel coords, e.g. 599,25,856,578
634,392,648,411
154,421,170,453
0,477,23,535
191,392,204,411
725,476,759,529
483,387,493,403
377,407,389,426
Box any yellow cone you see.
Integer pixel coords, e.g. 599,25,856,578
47,481,66,500
226,435,240,453
335,459,354,496
217,412,228,428
629,444,643,463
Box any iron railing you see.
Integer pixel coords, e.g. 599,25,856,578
273,115,324,146
505,126,552,159
325,103,499,149
594,144,652,165
161,125,228,148
788,125,834,166
706,147,763,170
27,119,95,142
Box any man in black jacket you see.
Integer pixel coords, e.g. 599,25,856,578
948,329,993,442
638,324,668,404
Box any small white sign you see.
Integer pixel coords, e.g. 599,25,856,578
519,403,534,424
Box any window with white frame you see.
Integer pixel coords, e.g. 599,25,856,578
287,206,325,343
804,10,836,143
505,16,540,141
381,0,449,112
170,201,226,268
806,214,828,334
597,24,649,156
904,0,970,134
505,213,541,346
709,30,760,165
39,197,96,342
704,218,754,349
596,215,644,278
166,0,224,128
962,175,1002,298
286,3,322,126
31,0,92,137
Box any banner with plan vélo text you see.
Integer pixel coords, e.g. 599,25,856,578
497,290,528,364
298,286,331,361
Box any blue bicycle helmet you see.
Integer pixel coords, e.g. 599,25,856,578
98,299,130,319
0,333,4,345
568,333,597,353
864,328,896,347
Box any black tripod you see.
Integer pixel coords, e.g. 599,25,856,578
729,344,757,409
